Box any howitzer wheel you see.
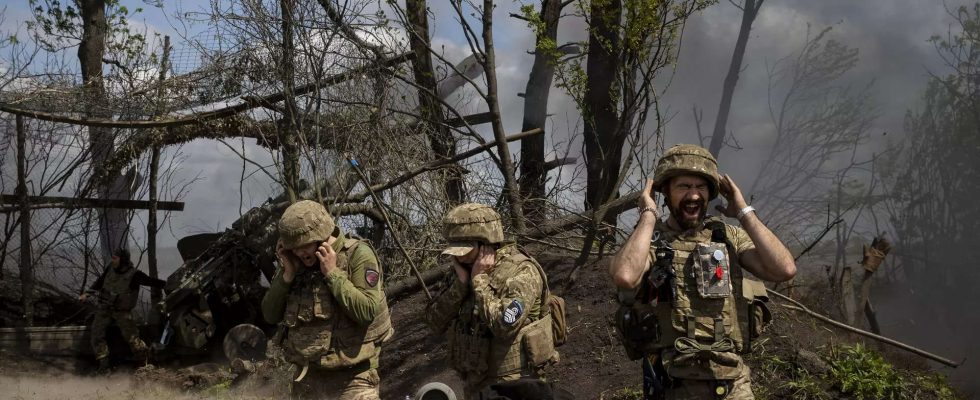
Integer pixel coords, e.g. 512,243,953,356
223,324,267,363
415,382,457,400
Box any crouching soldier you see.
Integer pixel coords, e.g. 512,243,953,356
80,248,166,372
426,203,560,399
262,200,392,400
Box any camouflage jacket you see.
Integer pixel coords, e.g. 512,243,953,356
262,230,391,370
427,243,553,378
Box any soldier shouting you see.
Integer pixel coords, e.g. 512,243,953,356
610,144,796,399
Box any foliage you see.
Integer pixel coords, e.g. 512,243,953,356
27,0,151,62
556,0,715,107
201,379,232,397
828,344,909,400
913,373,958,400
755,353,830,400
601,386,643,400
888,3,980,320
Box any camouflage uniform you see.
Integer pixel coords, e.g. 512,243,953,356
262,200,392,400
87,256,165,364
643,218,760,400
427,203,559,399
617,145,771,400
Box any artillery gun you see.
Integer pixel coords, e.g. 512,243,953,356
155,183,319,358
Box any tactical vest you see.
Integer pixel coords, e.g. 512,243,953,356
102,266,138,311
617,217,770,379
448,245,558,379
281,238,392,370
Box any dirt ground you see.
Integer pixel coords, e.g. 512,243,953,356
378,253,641,400
0,249,964,399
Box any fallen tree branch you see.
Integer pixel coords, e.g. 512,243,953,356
336,128,543,203
384,265,447,303
530,190,641,239
768,288,960,367
0,52,414,128
328,203,384,222
518,234,596,255
0,195,184,212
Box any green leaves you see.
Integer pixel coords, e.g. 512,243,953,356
828,344,909,400
28,0,148,61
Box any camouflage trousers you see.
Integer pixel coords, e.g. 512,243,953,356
90,309,147,361
289,365,380,400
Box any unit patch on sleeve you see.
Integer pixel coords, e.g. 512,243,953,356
502,299,524,325
364,268,380,288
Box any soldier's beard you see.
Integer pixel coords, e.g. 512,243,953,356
668,198,707,230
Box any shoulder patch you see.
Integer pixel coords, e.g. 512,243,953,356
502,299,524,325
364,267,380,287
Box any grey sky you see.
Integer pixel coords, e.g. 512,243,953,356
4,0,959,248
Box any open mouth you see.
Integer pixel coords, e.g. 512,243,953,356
681,202,702,220
300,254,317,266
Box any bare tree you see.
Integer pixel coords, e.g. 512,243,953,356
706,0,764,159
516,0,566,223
748,27,873,235
886,4,980,331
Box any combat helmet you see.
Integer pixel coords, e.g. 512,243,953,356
653,144,720,200
278,200,336,249
441,203,504,256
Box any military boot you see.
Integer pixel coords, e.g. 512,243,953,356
96,356,111,375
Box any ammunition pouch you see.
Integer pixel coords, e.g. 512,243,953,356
739,278,772,352
317,337,380,370
616,302,662,360
448,327,491,376
662,337,745,381
548,295,568,347
523,248,568,348
521,316,559,369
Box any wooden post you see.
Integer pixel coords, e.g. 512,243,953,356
16,114,34,326
840,266,856,325
148,36,171,305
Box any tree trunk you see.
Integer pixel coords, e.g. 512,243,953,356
707,0,763,159
16,115,34,327
482,0,526,233
405,0,465,204
80,0,131,260
518,0,562,223
148,37,171,305
279,0,301,203
840,266,856,325
583,0,622,213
